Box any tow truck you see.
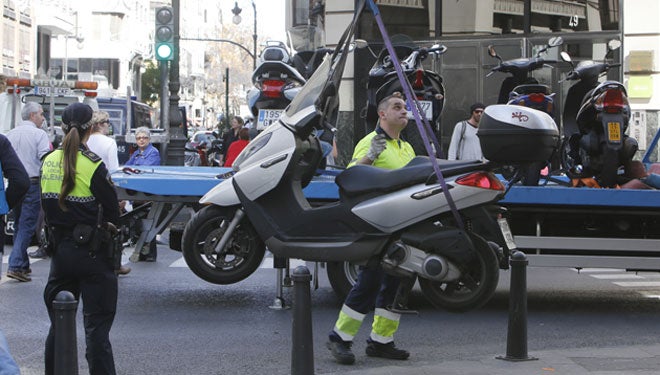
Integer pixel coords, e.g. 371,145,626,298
3,77,99,146
109,126,659,303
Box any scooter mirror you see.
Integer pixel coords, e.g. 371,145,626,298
548,36,564,47
607,39,621,51
353,39,369,49
353,39,377,57
560,51,572,63
487,45,498,58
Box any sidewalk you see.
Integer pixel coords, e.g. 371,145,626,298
324,344,660,374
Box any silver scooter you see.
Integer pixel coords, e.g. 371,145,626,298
181,23,559,311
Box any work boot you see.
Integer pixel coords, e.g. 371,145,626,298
29,246,49,259
326,340,355,365
365,340,410,360
115,266,132,276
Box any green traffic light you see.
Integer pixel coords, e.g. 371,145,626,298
154,7,174,61
156,44,173,60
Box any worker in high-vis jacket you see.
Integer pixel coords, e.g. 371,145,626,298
327,93,414,365
41,102,120,375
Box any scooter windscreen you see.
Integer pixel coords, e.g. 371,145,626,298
279,54,332,134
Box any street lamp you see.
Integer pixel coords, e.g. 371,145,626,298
231,1,257,70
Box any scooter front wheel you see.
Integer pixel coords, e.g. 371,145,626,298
182,205,266,285
419,233,499,312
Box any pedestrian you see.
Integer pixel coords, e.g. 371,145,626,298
86,110,130,275
327,92,414,365
41,102,120,375
86,111,119,172
125,127,161,166
5,101,50,282
125,127,160,261
220,116,244,164
447,102,485,161
0,133,30,280
223,128,250,167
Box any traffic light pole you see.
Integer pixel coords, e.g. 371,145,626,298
166,0,185,166
159,60,170,161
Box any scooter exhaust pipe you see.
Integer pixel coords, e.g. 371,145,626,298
422,255,449,280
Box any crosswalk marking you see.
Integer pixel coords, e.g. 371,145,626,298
571,268,626,273
589,274,644,280
613,281,660,287
569,268,660,297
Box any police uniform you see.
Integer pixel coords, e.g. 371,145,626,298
330,126,415,355
41,103,120,375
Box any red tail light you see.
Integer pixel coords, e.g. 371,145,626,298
455,172,505,191
262,80,285,98
413,69,424,89
601,88,627,114
528,93,545,103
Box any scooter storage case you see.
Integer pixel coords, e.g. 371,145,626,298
477,104,559,162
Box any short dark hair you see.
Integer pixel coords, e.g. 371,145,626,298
470,102,485,113
377,91,405,112
238,128,250,140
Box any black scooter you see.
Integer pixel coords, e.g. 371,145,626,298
363,39,447,156
559,39,637,188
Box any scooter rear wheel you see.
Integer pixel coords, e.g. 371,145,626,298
418,233,499,312
326,261,361,301
182,205,266,285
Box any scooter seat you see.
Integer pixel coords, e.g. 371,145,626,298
336,156,485,197
511,84,550,96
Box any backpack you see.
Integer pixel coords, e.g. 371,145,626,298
455,121,468,160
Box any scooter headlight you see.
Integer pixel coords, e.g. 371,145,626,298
232,132,272,171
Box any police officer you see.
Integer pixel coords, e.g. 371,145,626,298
41,102,120,375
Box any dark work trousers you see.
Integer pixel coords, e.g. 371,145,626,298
44,236,118,375
344,265,400,315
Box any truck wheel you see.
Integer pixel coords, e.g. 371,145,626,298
182,205,265,285
419,233,499,312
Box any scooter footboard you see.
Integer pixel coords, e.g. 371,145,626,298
265,235,389,263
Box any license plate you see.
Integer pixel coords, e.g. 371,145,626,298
406,100,433,120
607,122,622,142
257,109,284,129
497,218,517,250
35,86,72,96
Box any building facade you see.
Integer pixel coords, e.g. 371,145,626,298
299,0,658,165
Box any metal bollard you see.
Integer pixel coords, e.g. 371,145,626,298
53,290,79,375
497,250,537,362
291,266,314,375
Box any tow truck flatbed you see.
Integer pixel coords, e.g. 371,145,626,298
111,165,659,269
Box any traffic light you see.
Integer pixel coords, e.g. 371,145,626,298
154,7,174,61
